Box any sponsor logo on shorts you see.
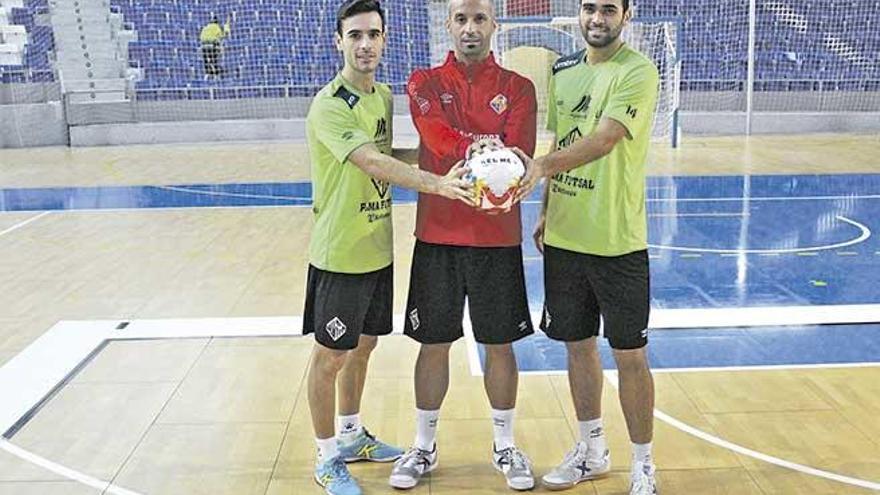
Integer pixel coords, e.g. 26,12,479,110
409,308,420,331
325,317,347,341
640,328,648,339
518,320,529,332
543,307,552,328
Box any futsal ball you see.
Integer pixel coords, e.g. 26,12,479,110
465,147,526,213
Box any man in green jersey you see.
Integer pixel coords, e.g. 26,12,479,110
304,2,474,494
519,1,660,493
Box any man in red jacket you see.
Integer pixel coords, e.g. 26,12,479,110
389,0,538,491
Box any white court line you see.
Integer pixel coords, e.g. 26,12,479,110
518,361,880,376
0,211,51,238
1,306,879,492
648,215,871,254
602,371,880,491
154,185,310,202
522,193,880,205
0,440,142,495
648,212,748,218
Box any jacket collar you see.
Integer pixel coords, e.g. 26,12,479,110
443,51,499,79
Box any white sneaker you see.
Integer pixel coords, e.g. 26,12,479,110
541,442,611,490
388,444,438,489
629,462,658,495
492,444,535,491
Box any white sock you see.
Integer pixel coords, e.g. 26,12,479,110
337,413,362,446
632,441,653,467
414,408,440,451
316,437,339,464
491,408,516,451
579,418,607,456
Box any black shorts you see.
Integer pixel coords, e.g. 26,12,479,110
540,246,650,350
403,241,534,345
303,264,393,350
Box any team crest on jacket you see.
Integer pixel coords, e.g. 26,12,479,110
490,94,508,115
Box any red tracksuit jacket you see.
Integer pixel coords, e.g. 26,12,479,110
407,51,537,247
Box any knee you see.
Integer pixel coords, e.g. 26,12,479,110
484,343,514,359
612,348,649,375
565,337,598,354
350,335,378,359
419,343,452,361
312,345,349,374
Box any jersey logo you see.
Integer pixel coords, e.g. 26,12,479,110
325,317,347,342
557,127,583,150
490,93,509,115
371,178,390,199
552,49,586,75
333,85,360,109
374,117,388,140
626,105,638,119
572,95,591,114
440,93,454,104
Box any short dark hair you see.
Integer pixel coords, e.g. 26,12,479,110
336,0,386,36
582,0,630,12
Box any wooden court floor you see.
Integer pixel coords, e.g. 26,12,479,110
0,134,879,494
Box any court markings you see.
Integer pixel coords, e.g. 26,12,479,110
647,215,871,254
606,371,880,491
0,211,51,238
1,306,879,493
0,440,140,495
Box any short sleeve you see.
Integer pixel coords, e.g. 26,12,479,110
308,96,373,164
603,63,660,140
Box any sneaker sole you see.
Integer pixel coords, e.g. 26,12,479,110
344,454,402,463
541,463,611,491
492,463,535,491
389,460,438,489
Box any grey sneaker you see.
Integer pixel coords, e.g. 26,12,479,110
388,444,438,489
629,462,658,495
541,442,611,490
492,444,535,491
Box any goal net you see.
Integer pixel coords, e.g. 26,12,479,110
493,16,682,147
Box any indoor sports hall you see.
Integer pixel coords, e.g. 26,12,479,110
1,0,878,494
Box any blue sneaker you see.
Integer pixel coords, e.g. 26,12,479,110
339,428,404,463
314,455,362,495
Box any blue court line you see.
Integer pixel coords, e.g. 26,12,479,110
490,324,880,372
1,174,879,212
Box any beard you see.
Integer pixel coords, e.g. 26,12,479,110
582,24,623,48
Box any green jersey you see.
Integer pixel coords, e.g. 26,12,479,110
307,73,394,273
545,45,659,256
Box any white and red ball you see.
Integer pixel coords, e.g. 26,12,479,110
464,147,525,213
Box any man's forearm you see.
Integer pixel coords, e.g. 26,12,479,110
391,147,419,164
357,151,439,195
543,134,615,177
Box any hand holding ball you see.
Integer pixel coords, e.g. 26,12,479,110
464,147,526,214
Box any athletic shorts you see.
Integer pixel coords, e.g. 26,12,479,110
404,240,534,345
540,246,650,350
302,264,393,350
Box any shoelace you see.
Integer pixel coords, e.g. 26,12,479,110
329,458,353,482
362,428,376,442
498,448,530,471
560,443,588,468
397,448,431,469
